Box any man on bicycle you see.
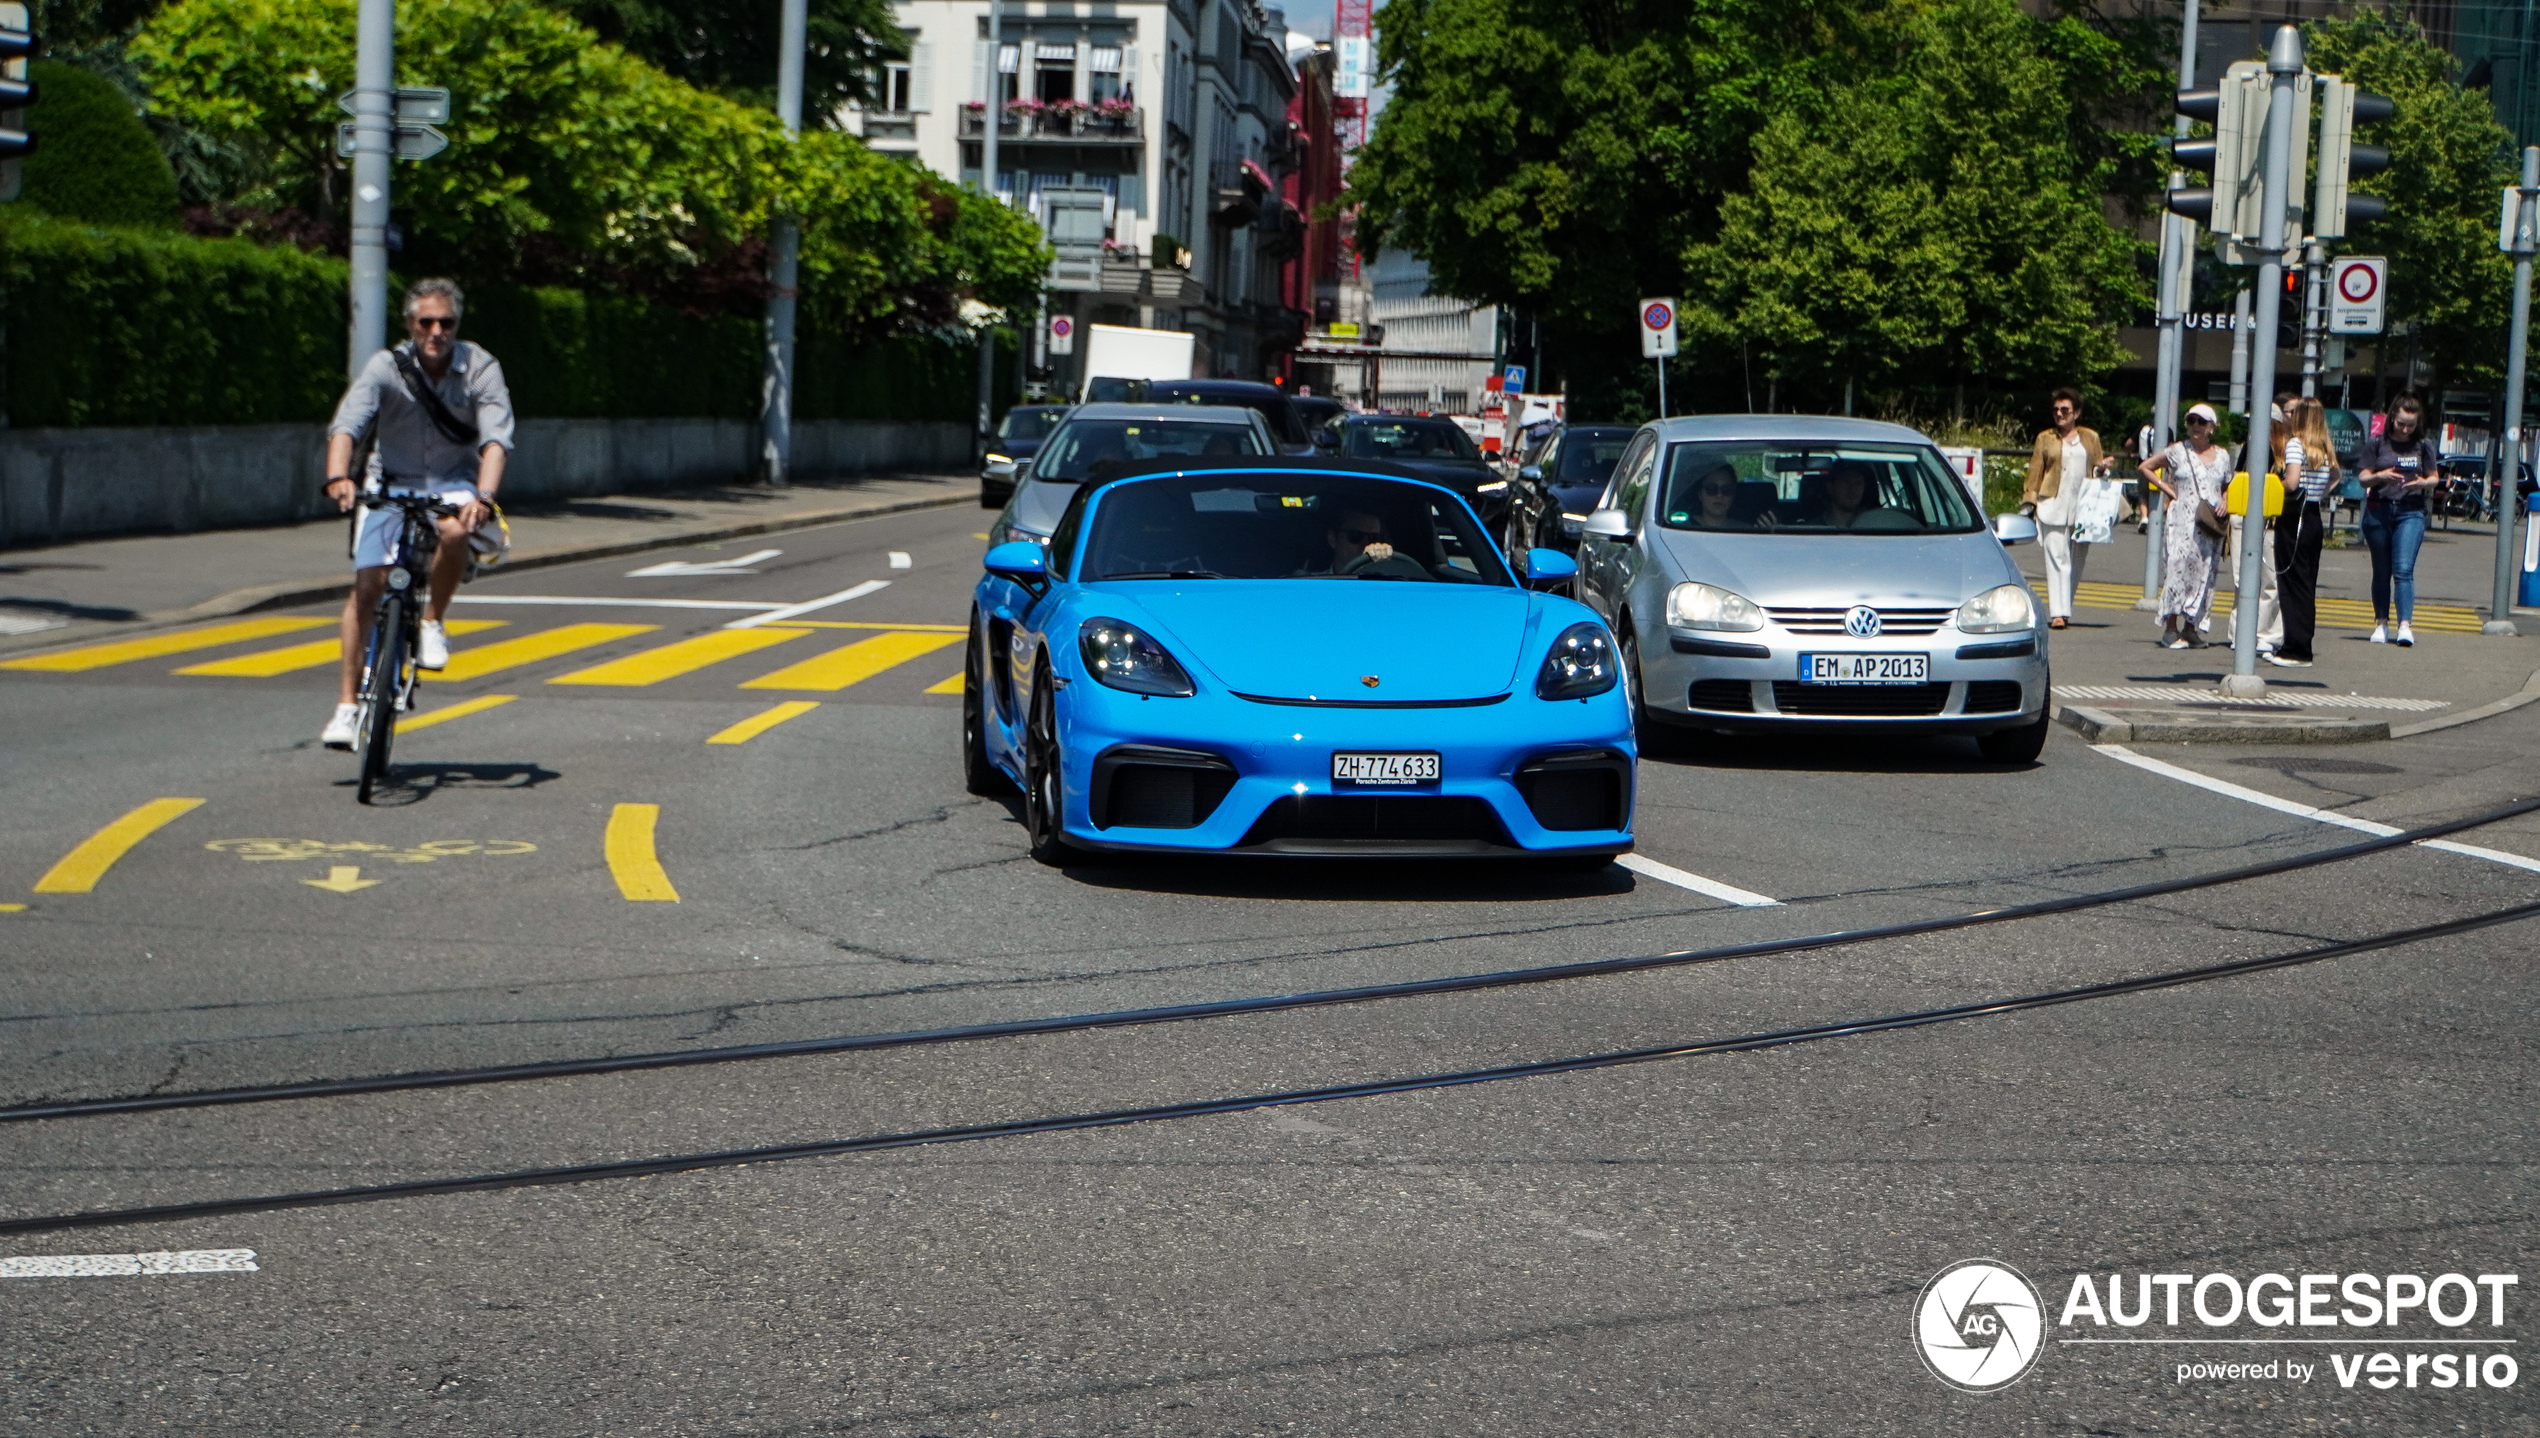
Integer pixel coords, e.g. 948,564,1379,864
320,278,516,749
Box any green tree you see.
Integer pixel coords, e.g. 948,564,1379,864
552,0,903,120
21,59,182,226
1682,0,2153,404
2306,5,2516,391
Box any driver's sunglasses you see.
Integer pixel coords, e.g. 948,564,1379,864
413,315,459,331
1338,527,1385,544
2052,404,2077,415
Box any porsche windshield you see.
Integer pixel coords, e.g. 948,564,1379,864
1080,475,1513,585
1653,443,1983,534
1034,419,1269,483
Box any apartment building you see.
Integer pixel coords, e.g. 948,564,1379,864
848,0,1312,385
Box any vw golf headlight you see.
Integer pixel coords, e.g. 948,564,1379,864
1666,581,1764,632
1536,621,1618,700
985,452,1013,466
1955,583,2038,634
1080,618,1196,697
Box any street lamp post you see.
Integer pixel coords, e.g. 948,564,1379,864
2487,145,2537,637
759,0,806,487
2222,24,2305,699
345,0,394,375
975,0,1002,463
2144,0,2200,611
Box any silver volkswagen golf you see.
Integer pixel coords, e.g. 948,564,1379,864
1575,416,2050,763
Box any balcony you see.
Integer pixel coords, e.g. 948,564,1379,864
960,104,1146,145
1210,159,1270,228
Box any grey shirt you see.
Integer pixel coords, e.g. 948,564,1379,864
329,340,516,488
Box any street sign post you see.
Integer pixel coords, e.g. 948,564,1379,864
2489,149,2538,637
0,2,33,204
1048,313,1074,356
2329,256,2386,334
1640,298,1677,418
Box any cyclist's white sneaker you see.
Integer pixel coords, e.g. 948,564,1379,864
419,620,450,670
322,703,361,751
2369,624,2388,644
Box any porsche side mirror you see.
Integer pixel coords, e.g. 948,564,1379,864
1582,508,1633,543
1523,548,1578,590
1991,513,2039,546
984,539,1048,583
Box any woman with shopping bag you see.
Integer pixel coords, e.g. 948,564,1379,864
2022,388,2113,629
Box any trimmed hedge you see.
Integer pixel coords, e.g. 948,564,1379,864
22,63,182,230
1,210,346,428
2,215,1005,430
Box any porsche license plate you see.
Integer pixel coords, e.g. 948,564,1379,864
1331,751,1441,786
1798,653,1929,685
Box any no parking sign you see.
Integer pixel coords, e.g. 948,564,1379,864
1639,298,1679,358
1048,314,1075,355
2330,257,2386,334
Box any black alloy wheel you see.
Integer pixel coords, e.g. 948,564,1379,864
1021,671,1080,866
356,597,407,805
961,611,1008,796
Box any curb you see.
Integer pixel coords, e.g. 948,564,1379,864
0,486,974,661
2388,668,2540,739
2055,703,2390,746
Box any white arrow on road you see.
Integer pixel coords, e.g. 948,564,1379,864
302,866,380,894
625,549,782,578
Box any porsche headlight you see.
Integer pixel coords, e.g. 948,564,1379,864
1079,618,1196,697
1536,621,1618,700
1955,583,2038,634
1665,581,1764,632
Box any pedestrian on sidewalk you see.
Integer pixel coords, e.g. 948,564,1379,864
2141,403,2231,649
318,278,516,749
2226,395,2290,654
2356,394,2440,646
2129,417,2156,530
2267,397,2337,668
2022,388,2118,630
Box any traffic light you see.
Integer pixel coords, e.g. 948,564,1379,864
2169,60,2310,247
2314,74,2394,238
0,1,32,204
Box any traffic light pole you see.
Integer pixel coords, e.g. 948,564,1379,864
2488,145,2537,638
975,1,1002,463
2144,0,2199,611
2223,24,2304,699
2299,238,2327,398
345,0,394,376
758,0,806,487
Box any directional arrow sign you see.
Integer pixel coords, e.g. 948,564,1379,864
302,866,379,894
626,549,783,577
335,121,450,162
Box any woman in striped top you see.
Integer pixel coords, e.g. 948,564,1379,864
2269,397,2338,667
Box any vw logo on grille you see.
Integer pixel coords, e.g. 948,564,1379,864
1844,605,1883,638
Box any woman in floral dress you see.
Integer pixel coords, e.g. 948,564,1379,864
2138,403,2232,650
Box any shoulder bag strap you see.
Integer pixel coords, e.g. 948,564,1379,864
390,345,482,449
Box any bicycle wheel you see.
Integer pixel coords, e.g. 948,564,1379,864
357,595,408,805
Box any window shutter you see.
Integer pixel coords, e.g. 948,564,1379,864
910,41,933,111
971,39,989,103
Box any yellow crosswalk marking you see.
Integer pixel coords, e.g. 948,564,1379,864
174,620,506,677
548,627,807,687
399,694,518,733
0,618,330,673
787,620,970,632
707,701,820,744
434,623,657,681
32,798,204,894
739,630,963,691
924,673,964,695
605,803,679,901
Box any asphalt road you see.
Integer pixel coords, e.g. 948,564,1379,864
2,502,2534,1434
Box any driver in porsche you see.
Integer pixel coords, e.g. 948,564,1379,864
1323,508,1393,572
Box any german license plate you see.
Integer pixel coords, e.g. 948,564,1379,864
1798,653,1928,685
1331,751,1440,786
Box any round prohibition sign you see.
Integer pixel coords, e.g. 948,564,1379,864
1049,316,1075,338
1642,300,1676,331
2337,264,2381,304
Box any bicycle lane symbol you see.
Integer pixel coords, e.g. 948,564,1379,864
203,838,538,894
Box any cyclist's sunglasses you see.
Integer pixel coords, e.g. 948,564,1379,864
412,315,459,331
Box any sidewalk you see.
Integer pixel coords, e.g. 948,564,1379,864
0,472,972,660
2013,514,2539,743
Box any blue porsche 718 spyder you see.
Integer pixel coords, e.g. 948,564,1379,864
961,458,1637,867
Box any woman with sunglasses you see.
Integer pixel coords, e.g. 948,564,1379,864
1682,464,1747,528
2021,387,2110,630
2139,403,2230,649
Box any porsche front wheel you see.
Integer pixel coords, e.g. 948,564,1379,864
1021,674,1084,866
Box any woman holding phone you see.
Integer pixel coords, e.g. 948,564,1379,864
2356,395,2441,645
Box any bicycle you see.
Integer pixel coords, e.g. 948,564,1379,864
351,492,462,804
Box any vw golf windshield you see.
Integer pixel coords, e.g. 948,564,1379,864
1081,475,1513,586
1654,443,1983,534
1035,419,1269,483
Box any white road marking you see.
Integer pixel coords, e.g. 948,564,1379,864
1617,854,1780,907
2096,744,2540,876
626,548,783,577
2,1248,258,1278
453,595,785,611
888,551,913,569
725,580,891,629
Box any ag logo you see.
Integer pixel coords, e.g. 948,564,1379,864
1844,604,1883,638
1913,1259,2044,1392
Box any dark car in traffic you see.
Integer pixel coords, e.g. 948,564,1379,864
1508,424,1636,553
981,405,1070,507
1321,414,1510,533
1148,379,1317,456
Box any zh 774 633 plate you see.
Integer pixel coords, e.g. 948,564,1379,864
1331,751,1441,786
